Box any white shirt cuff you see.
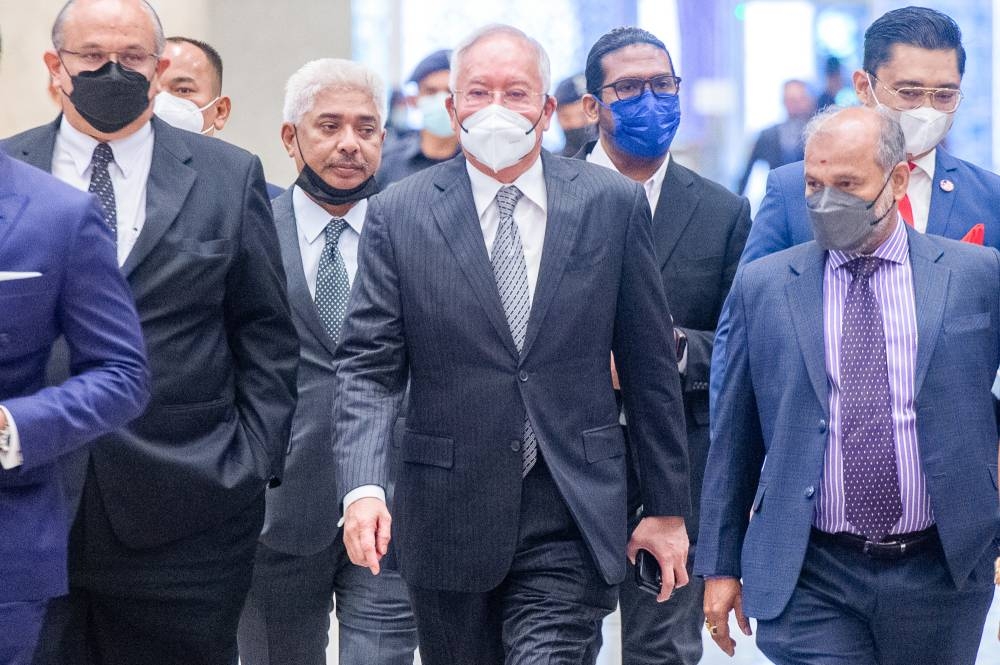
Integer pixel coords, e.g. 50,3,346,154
337,484,386,527
0,405,24,470
992,366,1000,400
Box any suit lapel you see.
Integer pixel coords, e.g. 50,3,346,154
924,148,959,239
520,152,582,359
907,228,948,396
0,154,29,251
122,118,196,277
784,244,830,411
9,117,60,172
652,161,698,267
431,157,519,358
272,189,339,356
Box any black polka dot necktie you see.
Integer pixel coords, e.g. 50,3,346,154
491,186,537,477
840,256,902,542
315,217,351,343
88,142,117,237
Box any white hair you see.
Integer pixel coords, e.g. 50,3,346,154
282,58,386,126
449,24,551,94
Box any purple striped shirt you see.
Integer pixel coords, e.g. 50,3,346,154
816,217,934,535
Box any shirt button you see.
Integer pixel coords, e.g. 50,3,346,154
510,441,521,452
804,486,815,498
818,419,827,433
518,370,529,382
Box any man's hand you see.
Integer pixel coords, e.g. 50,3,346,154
342,497,392,575
703,576,752,656
627,515,689,602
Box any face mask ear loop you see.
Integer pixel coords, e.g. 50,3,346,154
866,170,897,226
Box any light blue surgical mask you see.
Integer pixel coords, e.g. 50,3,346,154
417,92,454,138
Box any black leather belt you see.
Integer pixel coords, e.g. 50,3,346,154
810,526,938,560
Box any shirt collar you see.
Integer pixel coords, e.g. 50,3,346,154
828,213,909,270
465,155,547,218
292,185,367,244
58,115,153,179
910,147,936,179
587,137,670,194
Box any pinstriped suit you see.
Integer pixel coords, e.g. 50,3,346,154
333,150,689,661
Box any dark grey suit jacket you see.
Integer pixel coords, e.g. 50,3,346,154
2,116,298,549
334,151,690,592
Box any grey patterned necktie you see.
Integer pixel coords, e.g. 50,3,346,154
315,217,351,343
840,256,902,541
491,185,537,476
89,142,117,237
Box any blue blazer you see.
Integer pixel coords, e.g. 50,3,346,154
0,151,148,602
334,152,690,591
695,226,1000,620
711,148,1000,413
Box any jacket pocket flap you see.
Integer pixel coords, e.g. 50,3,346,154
582,424,625,463
401,432,454,469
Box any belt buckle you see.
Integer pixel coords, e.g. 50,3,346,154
862,538,904,559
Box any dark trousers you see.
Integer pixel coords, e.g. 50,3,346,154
756,530,995,665
407,457,618,665
0,600,47,665
32,466,264,665
237,539,417,665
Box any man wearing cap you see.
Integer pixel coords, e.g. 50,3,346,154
554,73,596,157
376,49,460,188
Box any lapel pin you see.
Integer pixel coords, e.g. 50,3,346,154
939,179,955,192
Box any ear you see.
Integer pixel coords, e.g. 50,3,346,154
539,93,557,132
889,160,910,201
581,93,600,123
853,69,875,106
280,123,297,158
445,94,461,136
212,96,232,131
43,50,63,81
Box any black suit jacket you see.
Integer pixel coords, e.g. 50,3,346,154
2,117,298,548
577,142,750,538
334,152,690,591
736,122,804,195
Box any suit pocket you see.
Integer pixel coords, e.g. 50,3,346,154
581,424,625,463
401,431,454,469
0,272,57,298
945,312,990,334
174,238,235,257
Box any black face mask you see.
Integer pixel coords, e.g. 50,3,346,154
67,60,152,134
293,130,380,206
560,125,597,157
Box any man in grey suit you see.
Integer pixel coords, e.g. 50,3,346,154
236,58,417,665
335,24,691,664
698,106,998,664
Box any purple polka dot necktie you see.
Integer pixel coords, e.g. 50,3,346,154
88,142,117,238
491,186,537,477
840,256,903,541
315,217,350,343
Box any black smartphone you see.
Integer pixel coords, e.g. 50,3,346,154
634,548,661,595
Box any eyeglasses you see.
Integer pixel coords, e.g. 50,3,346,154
59,48,159,74
453,87,546,110
597,75,682,102
869,73,963,113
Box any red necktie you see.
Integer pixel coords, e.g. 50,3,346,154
897,161,917,226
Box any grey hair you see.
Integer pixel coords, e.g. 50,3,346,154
803,105,906,173
283,58,386,125
449,24,551,94
52,0,165,55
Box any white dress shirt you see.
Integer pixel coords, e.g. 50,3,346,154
292,185,365,296
907,149,935,234
52,116,154,266
586,137,669,214
341,158,551,519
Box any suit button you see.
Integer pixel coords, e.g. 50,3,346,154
804,486,815,498
510,441,521,452
818,419,827,433
518,370,529,382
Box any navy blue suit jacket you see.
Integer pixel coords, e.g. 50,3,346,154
0,151,148,601
334,152,690,591
696,226,1000,620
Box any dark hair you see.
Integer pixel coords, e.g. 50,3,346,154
585,26,673,95
863,7,965,77
166,35,224,93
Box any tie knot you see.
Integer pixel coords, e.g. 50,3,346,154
845,255,882,282
496,186,523,220
325,217,347,245
91,142,114,168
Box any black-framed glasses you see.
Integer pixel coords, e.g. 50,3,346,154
597,75,681,102
59,48,159,73
868,73,963,113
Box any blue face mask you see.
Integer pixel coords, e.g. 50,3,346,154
600,90,681,159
